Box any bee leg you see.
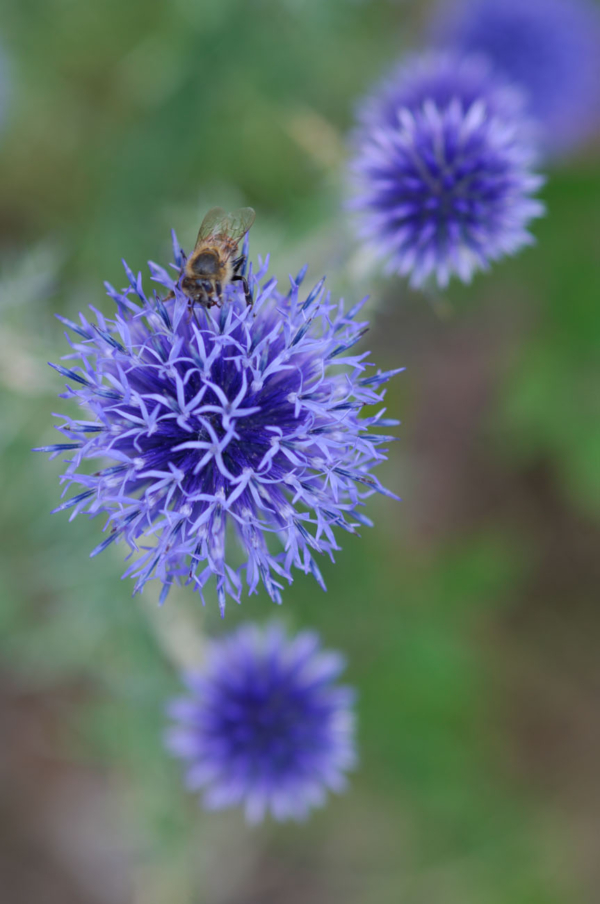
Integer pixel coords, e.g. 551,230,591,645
214,280,222,306
232,254,248,277
231,273,253,308
232,254,252,304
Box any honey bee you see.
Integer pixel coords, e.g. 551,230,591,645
179,206,256,312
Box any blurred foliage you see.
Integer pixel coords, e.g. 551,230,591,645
1,0,599,902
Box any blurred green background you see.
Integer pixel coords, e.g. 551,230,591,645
1,1,599,902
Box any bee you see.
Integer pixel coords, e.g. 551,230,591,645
179,206,256,312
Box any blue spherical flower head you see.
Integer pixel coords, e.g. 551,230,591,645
37,235,400,613
166,622,356,823
350,53,545,288
431,0,600,155
357,52,527,136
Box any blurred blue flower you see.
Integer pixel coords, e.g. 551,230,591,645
431,0,600,155
36,236,400,613
166,622,356,823
350,53,545,288
357,52,527,136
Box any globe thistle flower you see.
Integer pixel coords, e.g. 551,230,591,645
36,234,400,613
165,622,356,823
357,52,527,137
349,53,545,288
431,0,600,155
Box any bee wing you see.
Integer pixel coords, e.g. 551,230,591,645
195,207,229,246
194,207,255,249
223,207,256,242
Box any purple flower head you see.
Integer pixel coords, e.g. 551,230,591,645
431,0,600,154
350,52,545,288
357,52,527,136
36,234,400,613
166,622,356,823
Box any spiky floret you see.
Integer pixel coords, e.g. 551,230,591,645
430,0,600,155
165,622,356,823
36,235,400,613
357,52,528,136
350,53,545,288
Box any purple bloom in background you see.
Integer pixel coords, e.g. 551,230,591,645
357,52,527,136
350,53,545,288
166,622,356,823
431,0,600,155
36,235,400,613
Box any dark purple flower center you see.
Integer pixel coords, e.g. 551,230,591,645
208,671,332,776
109,316,310,503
